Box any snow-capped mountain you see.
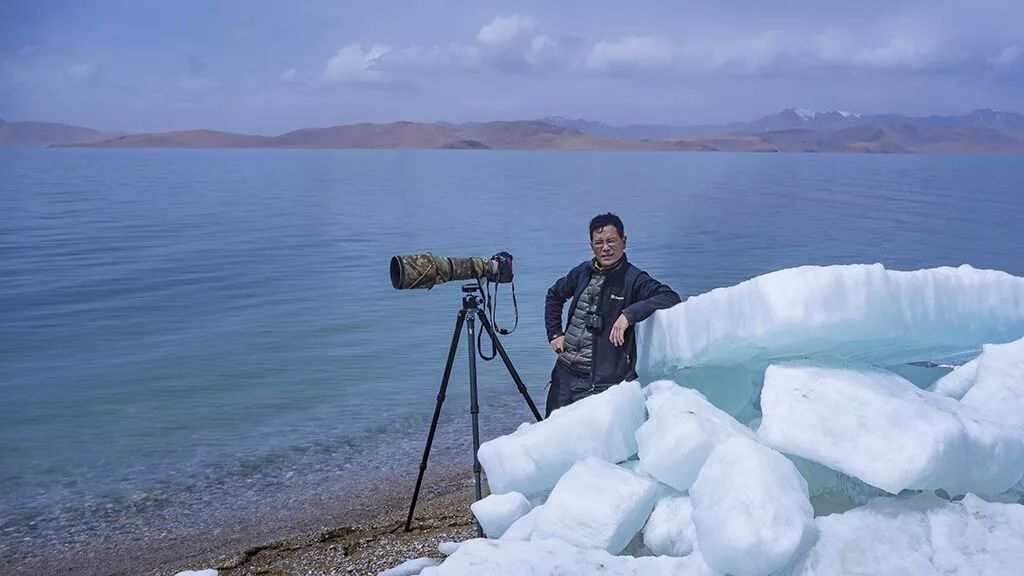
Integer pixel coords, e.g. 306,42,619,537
735,108,865,132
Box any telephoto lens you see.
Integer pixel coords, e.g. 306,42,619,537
390,254,489,290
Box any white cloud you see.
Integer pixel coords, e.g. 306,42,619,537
989,45,1021,68
477,15,537,46
313,15,553,82
307,14,990,86
586,36,677,73
584,30,955,76
526,35,557,67
849,35,940,70
66,63,94,79
280,68,298,82
703,31,800,72
322,43,390,83
380,43,482,72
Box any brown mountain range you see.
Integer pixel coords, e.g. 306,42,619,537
71,121,706,152
6,111,1023,154
0,118,120,147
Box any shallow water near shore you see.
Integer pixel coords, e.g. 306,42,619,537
2,149,1023,572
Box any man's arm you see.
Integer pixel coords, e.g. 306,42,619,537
621,272,681,326
545,269,578,342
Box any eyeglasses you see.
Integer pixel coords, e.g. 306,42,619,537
591,239,620,248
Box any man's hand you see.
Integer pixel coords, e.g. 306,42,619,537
550,335,565,354
609,314,631,346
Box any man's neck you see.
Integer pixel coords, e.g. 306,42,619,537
593,255,625,273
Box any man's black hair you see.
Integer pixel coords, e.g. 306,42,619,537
589,213,624,239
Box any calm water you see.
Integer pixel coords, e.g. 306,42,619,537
1,149,1023,566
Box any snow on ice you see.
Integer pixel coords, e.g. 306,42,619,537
636,264,1024,375
928,356,980,398
759,363,1024,495
418,537,719,576
960,336,1024,432
532,457,659,554
642,494,697,557
476,380,646,496
690,438,816,576
636,383,755,490
469,492,532,538
792,493,1024,576
498,505,542,541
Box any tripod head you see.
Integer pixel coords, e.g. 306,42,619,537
462,283,484,310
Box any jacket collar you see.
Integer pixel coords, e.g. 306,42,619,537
591,253,627,275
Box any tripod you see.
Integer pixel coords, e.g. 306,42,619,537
405,283,542,533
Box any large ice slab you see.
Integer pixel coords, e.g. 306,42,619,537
636,383,755,490
643,494,698,557
690,437,816,576
532,458,659,555
961,337,1024,432
478,381,646,495
419,537,720,576
469,492,532,538
791,494,1024,576
760,363,1024,495
636,264,1024,375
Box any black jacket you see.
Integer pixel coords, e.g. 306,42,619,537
545,255,681,385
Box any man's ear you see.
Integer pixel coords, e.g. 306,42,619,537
622,235,628,248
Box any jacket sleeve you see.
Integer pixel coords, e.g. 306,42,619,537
545,268,578,342
622,272,681,325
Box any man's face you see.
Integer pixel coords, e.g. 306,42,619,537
590,225,626,267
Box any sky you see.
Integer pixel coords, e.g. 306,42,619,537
1,0,1022,135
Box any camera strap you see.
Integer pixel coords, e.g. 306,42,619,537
492,280,519,336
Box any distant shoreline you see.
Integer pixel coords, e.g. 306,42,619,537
27,144,1024,156
5,108,1024,155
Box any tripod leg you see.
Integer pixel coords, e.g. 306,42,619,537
405,309,467,532
465,313,484,537
476,310,543,422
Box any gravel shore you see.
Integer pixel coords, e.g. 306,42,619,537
165,475,477,573
150,471,480,576
2,465,481,576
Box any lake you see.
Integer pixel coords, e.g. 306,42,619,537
1,149,1022,569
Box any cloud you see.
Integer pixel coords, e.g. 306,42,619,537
476,15,537,46
313,15,559,83
66,63,94,79
846,35,943,70
526,35,556,67
281,68,299,82
586,36,677,73
322,43,390,83
989,45,1021,68
378,44,482,73
582,29,967,77
307,11,1015,89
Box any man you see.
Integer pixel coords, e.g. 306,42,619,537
544,213,681,416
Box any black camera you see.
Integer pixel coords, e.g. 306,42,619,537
585,305,604,332
487,251,514,284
